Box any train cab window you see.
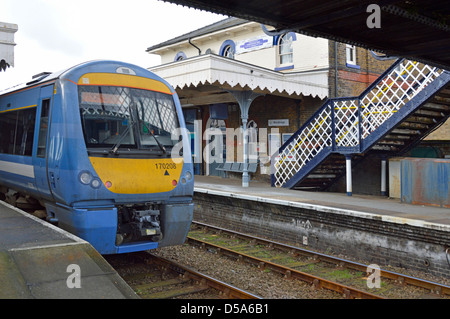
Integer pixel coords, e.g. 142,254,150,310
37,99,51,157
0,107,36,156
79,86,136,149
78,85,179,154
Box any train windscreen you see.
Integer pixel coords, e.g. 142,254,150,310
78,86,179,154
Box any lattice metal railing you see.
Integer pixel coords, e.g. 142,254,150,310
360,60,442,138
273,103,332,187
334,98,359,148
273,59,444,188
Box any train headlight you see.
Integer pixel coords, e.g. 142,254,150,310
185,171,193,181
91,178,101,189
79,171,93,185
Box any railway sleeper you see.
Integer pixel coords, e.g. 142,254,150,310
141,284,209,299
132,277,189,291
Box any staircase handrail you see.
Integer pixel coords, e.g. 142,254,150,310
272,58,445,188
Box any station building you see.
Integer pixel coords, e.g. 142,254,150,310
146,17,448,192
0,22,18,72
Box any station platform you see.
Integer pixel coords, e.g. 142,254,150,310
193,176,449,277
194,175,450,230
0,201,138,299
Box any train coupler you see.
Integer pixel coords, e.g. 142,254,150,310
134,208,162,240
117,205,163,245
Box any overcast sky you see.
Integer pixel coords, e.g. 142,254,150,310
0,0,225,89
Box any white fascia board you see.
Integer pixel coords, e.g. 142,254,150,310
150,54,328,99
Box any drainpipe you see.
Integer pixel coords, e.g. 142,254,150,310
189,38,201,56
334,41,338,98
295,99,302,129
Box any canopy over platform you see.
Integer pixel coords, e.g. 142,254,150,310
162,0,450,69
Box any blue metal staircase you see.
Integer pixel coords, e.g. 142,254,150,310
272,59,450,190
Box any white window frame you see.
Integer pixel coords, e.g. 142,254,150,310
277,33,294,67
223,45,235,59
346,44,357,65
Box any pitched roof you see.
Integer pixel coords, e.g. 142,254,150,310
146,17,248,52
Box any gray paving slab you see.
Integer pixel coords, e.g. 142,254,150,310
0,201,138,299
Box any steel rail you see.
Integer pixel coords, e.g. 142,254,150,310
146,252,262,299
191,221,450,297
186,236,381,299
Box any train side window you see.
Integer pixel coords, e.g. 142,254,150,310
0,111,18,154
0,107,36,156
16,108,36,156
37,99,50,158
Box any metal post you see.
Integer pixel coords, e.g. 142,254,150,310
242,118,249,187
227,90,264,187
381,157,387,196
345,155,352,196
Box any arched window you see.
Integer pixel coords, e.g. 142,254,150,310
278,33,294,66
174,51,187,62
219,40,236,59
223,45,235,59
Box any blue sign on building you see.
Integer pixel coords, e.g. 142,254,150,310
236,35,273,54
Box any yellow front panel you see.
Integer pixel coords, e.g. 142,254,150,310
89,157,183,194
78,73,173,95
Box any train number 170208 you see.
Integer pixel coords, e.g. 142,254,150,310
155,163,177,170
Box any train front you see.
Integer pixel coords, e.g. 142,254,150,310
58,62,194,254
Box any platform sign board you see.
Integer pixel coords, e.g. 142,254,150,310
268,119,289,127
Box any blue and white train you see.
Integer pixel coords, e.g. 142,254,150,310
0,60,194,254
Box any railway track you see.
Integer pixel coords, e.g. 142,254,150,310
105,251,261,299
188,221,450,299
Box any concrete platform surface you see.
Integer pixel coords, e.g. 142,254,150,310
0,201,138,299
194,176,450,231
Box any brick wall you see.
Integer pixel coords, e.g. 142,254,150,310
194,191,450,278
426,118,450,141
328,42,394,98
198,94,325,180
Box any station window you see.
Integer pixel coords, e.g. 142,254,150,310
219,40,236,59
346,44,359,68
174,51,187,62
222,45,235,59
278,33,294,66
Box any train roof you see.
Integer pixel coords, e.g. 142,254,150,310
0,60,162,96
0,68,67,96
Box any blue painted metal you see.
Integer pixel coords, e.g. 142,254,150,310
401,158,450,208
361,71,450,151
331,100,336,151
357,98,362,152
0,60,194,254
281,147,331,189
273,57,450,190
279,100,332,154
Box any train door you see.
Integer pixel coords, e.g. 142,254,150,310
33,85,54,200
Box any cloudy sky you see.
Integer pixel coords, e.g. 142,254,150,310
0,0,225,89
